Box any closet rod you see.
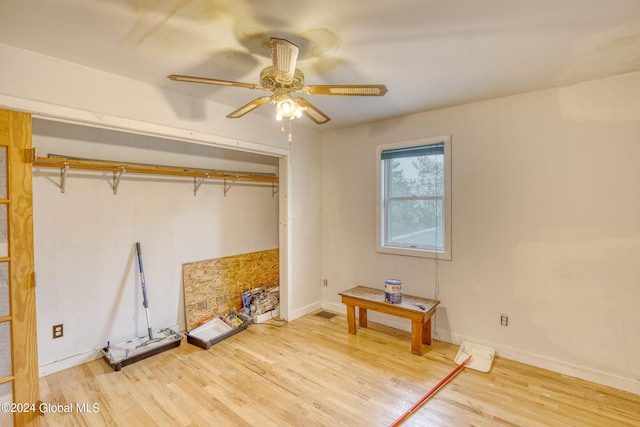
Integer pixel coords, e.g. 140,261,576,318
32,154,279,184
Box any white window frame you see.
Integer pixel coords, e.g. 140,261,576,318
376,135,452,260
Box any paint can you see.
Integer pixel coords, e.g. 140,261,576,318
385,279,402,304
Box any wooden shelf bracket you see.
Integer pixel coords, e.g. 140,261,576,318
112,167,126,195
60,164,69,193
223,178,237,197
193,174,208,196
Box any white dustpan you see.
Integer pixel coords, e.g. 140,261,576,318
454,341,495,372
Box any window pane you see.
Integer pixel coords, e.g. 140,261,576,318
388,199,443,249
0,204,6,258
388,154,444,197
0,381,13,427
0,147,6,199
0,321,10,378
0,263,7,317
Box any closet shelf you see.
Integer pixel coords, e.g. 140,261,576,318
32,154,278,195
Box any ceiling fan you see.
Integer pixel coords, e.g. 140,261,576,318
168,38,388,125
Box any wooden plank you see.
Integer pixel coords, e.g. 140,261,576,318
358,306,367,327
33,156,279,184
422,317,432,345
182,249,279,329
345,305,356,334
411,318,423,355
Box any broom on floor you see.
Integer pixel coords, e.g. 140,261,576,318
390,341,495,426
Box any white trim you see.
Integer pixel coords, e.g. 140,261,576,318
40,320,185,377
0,94,289,158
322,300,346,314
435,329,640,396
39,348,103,377
375,135,452,260
279,155,291,321
290,301,323,321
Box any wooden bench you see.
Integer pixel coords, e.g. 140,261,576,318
339,285,440,355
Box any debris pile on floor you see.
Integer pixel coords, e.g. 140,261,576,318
185,286,280,349
242,286,280,323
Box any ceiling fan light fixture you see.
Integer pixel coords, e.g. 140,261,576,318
275,94,298,119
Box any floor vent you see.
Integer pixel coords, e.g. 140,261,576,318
314,311,338,320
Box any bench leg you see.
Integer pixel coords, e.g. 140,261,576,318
346,304,356,335
359,307,368,328
422,317,432,345
411,319,423,356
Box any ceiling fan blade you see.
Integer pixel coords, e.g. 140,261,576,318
168,74,262,90
303,84,388,96
271,38,299,83
226,96,273,118
294,97,331,124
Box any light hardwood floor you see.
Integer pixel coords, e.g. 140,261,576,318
39,311,639,426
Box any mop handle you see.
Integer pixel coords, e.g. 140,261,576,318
135,243,149,307
390,355,472,427
135,242,153,340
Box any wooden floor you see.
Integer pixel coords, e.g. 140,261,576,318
39,311,639,426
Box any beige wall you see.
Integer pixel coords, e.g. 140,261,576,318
321,72,640,394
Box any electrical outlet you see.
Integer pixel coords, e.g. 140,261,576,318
323,279,328,287
500,314,509,327
52,324,64,339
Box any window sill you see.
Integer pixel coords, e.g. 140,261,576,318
377,245,451,260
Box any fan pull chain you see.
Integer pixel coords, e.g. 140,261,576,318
278,118,293,142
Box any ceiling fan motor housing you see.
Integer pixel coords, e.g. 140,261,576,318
260,66,305,91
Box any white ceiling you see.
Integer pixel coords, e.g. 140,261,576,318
1,0,640,130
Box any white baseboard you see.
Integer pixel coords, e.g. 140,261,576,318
322,300,640,395
39,322,185,377
39,349,102,377
322,300,345,314
290,301,323,321
436,329,640,396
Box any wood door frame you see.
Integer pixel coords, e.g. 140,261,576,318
1,109,39,426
